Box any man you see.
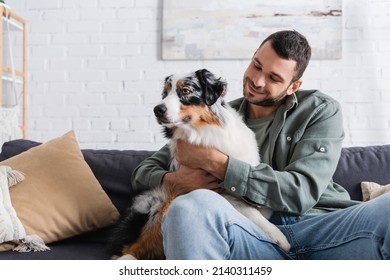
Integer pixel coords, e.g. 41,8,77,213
132,30,390,259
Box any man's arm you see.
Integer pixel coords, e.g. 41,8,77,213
131,144,171,193
131,144,221,193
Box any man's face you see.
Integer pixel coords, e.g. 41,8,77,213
243,41,299,107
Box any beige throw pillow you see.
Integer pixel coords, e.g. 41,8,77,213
0,131,119,250
361,181,390,202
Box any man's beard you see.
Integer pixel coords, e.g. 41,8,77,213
243,77,290,107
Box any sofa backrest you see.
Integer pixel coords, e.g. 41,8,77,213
333,145,390,201
2,139,390,205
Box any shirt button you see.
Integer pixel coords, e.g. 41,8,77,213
286,136,292,141
231,187,236,192
319,146,326,152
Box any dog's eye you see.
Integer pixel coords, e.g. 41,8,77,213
162,90,168,99
182,87,191,95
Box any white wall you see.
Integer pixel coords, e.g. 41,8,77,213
5,0,390,150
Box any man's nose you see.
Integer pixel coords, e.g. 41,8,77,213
252,73,266,88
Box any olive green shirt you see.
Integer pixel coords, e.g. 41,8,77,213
245,112,275,165
131,90,360,215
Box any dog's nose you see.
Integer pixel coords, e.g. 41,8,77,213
154,104,167,118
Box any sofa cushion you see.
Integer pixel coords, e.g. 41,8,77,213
333,145,390,201
0,239,110,260
0,131,120,249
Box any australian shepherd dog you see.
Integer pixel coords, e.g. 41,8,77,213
109,69,290,259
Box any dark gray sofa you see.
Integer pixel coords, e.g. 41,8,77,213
1,139,390,259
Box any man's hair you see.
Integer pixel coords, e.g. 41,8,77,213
260,30,311,82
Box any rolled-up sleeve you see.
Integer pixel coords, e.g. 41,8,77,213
131,144,171,193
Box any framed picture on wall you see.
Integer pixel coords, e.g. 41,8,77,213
162,0,342,60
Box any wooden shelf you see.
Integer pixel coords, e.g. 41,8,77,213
2,15,23,30
0,5,26,138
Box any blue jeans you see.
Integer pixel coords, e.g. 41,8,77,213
161,189,390,259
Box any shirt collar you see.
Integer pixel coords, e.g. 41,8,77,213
285,92,298,111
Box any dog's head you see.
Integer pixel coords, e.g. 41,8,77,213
154,69,227,138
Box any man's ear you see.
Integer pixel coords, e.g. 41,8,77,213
195,69,227,106
287,79,302,95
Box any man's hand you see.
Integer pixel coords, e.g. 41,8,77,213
163,165,223,194
162,140,229,194
175,140,229,181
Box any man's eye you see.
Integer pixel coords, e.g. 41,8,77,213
253,63,262,71
269,75,281,83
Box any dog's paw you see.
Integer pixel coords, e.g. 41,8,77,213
116,254,138,260
261,223,291,252
274,235,291,253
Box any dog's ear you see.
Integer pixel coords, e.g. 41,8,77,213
195,69,227,106
162,75,173,98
